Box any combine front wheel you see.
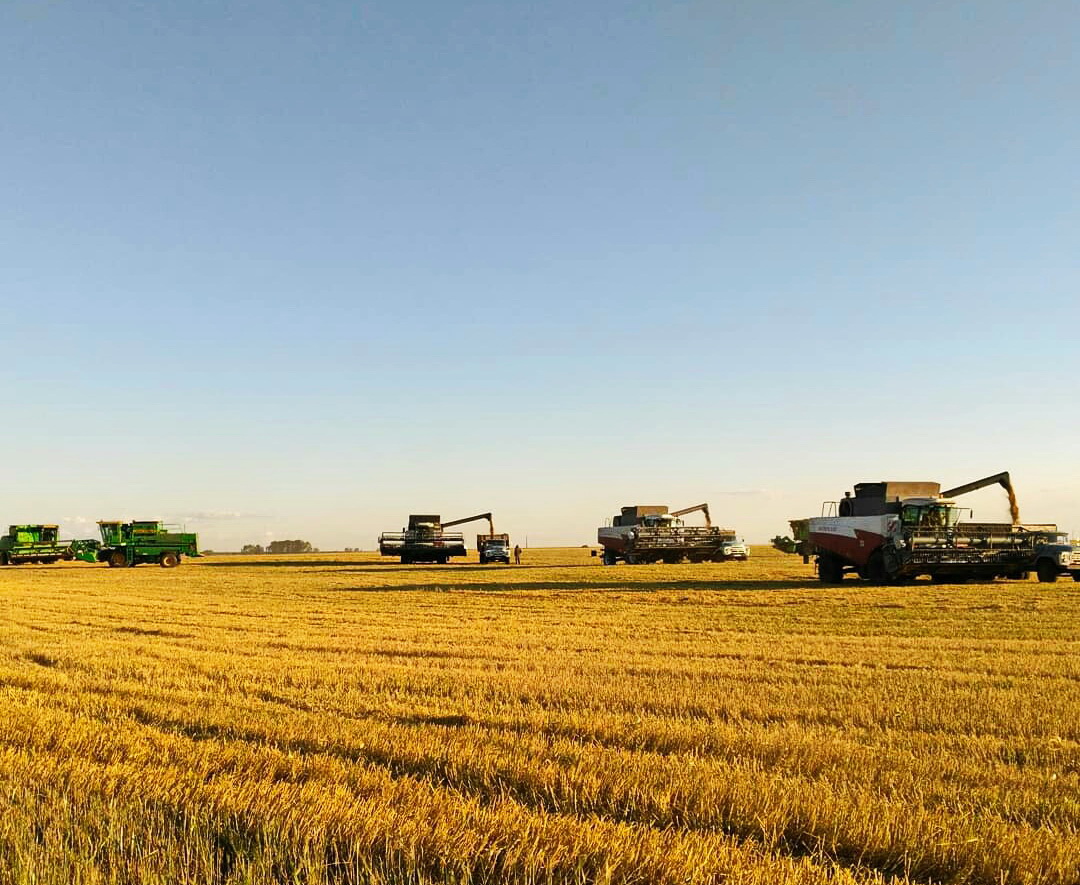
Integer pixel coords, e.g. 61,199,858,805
865,551,892,584
107,551,128,569
601,550,617,566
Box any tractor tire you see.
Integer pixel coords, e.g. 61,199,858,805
1073,573,1080,583
0,553,8,566
107,550,128,569
624,552,638,565
1036,560,1059,583
159,552,180,568
602,549,617,566
817,554,844,584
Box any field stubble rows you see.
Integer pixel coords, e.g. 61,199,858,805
0,547,1077,884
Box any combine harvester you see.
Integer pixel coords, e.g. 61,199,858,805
378,512,508,564
0,525,74,565
598,503,747,565
73,520,200,568
780,471,1080,584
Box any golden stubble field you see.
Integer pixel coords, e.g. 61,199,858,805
0,546,1077,884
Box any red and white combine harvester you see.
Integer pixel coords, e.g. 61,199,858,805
780,472,1080,584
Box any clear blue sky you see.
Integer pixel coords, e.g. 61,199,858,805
3,0,1078,550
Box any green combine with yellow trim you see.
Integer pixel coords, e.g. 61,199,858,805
72,520,200,568
0,525,74,565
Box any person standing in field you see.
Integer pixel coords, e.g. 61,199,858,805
513,544,522,564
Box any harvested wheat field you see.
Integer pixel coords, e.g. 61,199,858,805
0,546,1077,884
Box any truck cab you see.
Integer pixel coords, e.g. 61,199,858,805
717,538,750,561
1031,532,1080,583
479,538,511,564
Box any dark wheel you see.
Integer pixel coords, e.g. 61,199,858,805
1073,573,1080,583
61,549,74,561
1036,560,1059,583
0,553,8,566
865,550,889,584
625,552,638,565
400,556,411,564
107,550,127,569
817,554,844,584
159,552,180,568
602,549,617,566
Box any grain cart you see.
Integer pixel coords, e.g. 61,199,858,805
0,525,74,565
598,503,743,564
73,520,200,568
782,472,1078,583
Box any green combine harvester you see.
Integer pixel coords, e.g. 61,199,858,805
0,525,74,565
72,520,200,568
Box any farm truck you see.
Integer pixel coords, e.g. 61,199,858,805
779,472,1080,584
598,503,746,564
378,512,506,564
0,525,74,565
72,520,200,568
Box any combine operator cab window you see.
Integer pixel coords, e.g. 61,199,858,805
902,504,959,529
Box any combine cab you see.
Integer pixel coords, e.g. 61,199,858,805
782,472,1080,583
0,525,73,565
598,503,745,564
73,520,200,568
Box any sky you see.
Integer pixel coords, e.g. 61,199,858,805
2,0,1078,550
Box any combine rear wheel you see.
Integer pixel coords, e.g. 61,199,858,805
159,552,180,568
1036,560,1059,583
107,551,128,568
817,554,844,584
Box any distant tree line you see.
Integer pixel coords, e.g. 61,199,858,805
240,540,316,554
